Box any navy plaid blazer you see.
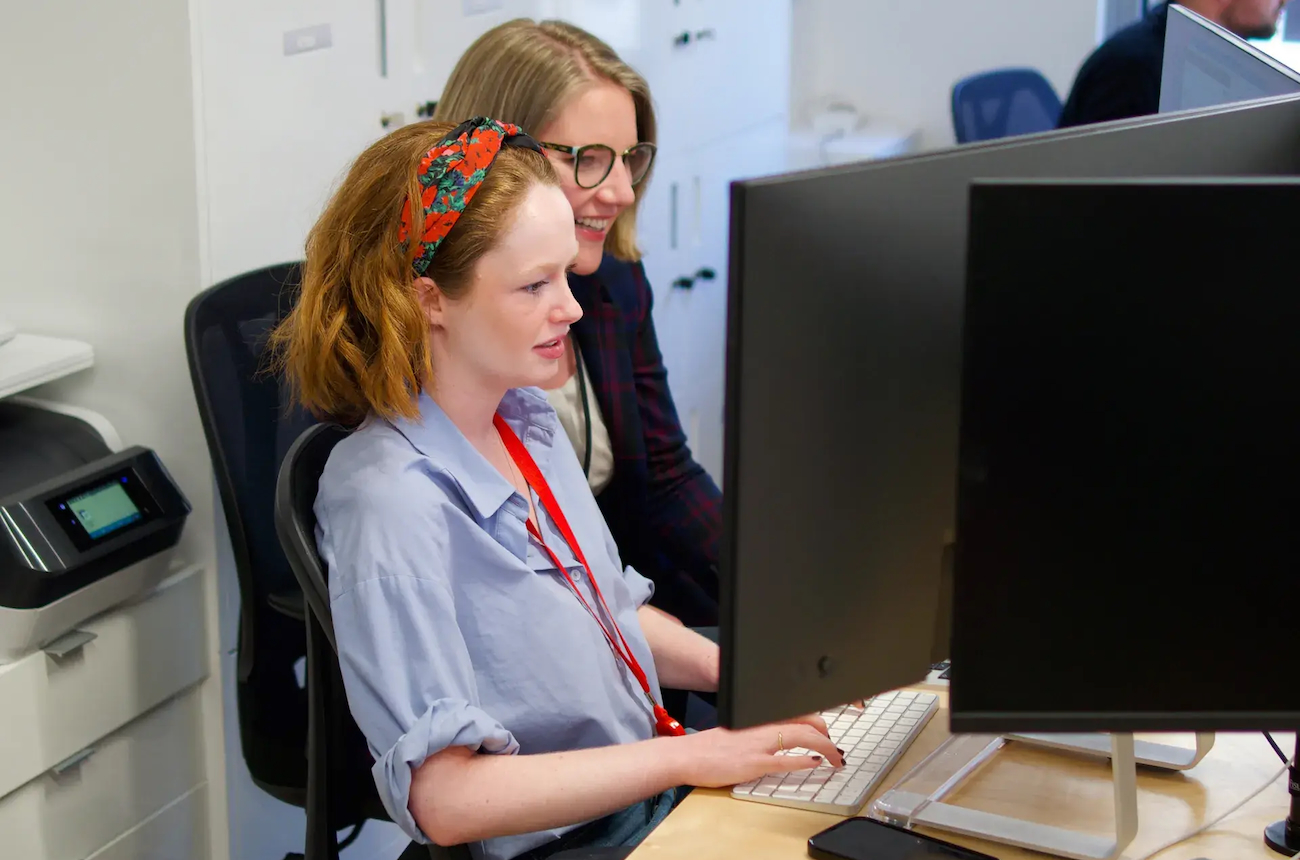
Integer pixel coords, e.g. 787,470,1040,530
568,254,722,627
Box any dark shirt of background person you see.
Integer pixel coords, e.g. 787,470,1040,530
1057,3,1173,128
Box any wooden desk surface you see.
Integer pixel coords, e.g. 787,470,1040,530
633,692,1292,860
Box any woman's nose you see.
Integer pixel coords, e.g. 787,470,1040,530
597,158,637,208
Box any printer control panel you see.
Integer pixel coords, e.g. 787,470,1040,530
1,446,191,610
45,466,160,551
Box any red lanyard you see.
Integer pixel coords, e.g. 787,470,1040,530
493,413,684,738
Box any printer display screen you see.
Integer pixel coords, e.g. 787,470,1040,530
68,480,141,539
45,468,157,550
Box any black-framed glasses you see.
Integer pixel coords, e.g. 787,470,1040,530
538,141,657,189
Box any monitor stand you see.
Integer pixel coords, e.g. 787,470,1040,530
1006,731,1215,770
876,733,1138,860
920,662,1213,771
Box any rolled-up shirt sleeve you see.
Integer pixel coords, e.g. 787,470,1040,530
320,482,519,843
619,564,655,608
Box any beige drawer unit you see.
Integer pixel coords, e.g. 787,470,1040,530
0,565,206,799
87,783,210,860
0,687,206,860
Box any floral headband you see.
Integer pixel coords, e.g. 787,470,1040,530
399,116,544,276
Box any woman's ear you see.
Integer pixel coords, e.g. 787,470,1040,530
414,276,445,327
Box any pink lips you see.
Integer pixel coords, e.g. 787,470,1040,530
534,338,565,360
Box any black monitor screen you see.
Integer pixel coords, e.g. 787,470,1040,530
951,179,1300,733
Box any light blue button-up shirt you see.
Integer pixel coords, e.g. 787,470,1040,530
315,387,663,860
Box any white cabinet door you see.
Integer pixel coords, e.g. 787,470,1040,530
643,117,790,483
640,0,791,156
703,0,791,133
638,146,698,459
620,0,707,157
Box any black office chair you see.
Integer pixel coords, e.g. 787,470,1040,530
274,422,448,860
184,262,375,855
277,423,648,860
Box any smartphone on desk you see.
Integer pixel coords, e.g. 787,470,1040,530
808,817,999,860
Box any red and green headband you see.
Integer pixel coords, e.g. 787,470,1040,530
399,116,543,276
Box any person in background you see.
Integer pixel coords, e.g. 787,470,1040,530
434,20,723,631
1057,0,1286,128
271,117,842,860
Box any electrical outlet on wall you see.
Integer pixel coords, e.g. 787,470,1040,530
462,0,504,14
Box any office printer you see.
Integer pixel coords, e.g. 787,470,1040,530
0,399,191,661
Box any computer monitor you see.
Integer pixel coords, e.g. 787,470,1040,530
719,92,1300,730
950,177,1300,733
1160,3,1300,113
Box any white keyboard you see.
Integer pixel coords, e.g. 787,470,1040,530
730,690,939,815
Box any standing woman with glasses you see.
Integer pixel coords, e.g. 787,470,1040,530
434,20,723,632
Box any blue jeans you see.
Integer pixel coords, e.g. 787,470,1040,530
515,786,689,860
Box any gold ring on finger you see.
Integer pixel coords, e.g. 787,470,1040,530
777,731,784,752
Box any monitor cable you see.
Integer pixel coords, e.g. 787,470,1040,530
1131,735,1294,860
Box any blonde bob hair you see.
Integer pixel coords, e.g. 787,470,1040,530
433,19,656,262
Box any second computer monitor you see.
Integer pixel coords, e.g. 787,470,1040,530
1160,4,1300,114
951,178,1300,733
719,93,1300,730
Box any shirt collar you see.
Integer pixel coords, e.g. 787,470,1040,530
389,387,559,521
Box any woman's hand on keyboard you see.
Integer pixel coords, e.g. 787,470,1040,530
672,720,845,789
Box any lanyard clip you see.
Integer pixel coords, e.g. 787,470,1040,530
653,704,686,737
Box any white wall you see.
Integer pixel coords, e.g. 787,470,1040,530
0,2,229,859
791,0,1104,148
